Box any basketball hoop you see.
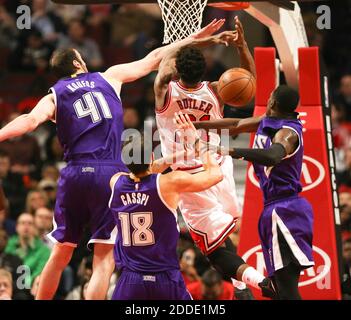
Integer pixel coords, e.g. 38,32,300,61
208,1,249,11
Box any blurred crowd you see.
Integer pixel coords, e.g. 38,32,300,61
0,0,351,300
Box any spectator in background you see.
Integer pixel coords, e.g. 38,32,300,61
51,2,86,25
65,255,92,300
5,213,50,287
0,229,23,285
339,187,351,240
123,107,141,130
342,238,351,299
45,135,65,171
0,183,15,235
58,19,103,70
187,269,234,300
30,274,41,299
34,207,53,248
25,190,48,215
38,164,59,208
38,179,57,209
0,228,29,300
9,29,54,72
0,150,27,219
135,85,156,123
179,247,200,287
0,112,42,182
337,146,351,188
17,77,49,114
0,98,14,125
0,268,13,300
0,5,18,49
31,0,65,44
335,74,351,122
41,164,60,182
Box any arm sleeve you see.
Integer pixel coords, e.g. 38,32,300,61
229,143,287,166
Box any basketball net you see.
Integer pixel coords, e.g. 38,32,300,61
157,0,209,44
157,0,250,43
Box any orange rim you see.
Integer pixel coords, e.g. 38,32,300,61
208,1,250,11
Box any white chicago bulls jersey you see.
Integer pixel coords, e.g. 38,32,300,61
156,80,224,172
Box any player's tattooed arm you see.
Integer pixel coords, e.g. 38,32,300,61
0,94,55,142
223,128,299,166
272,128,299,156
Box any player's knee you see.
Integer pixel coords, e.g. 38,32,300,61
207,241,245,280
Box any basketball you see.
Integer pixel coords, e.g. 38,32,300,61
217,68,256,107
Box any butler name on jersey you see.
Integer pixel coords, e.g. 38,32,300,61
156,80,223,172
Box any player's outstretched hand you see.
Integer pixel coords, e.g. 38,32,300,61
174,112,198,135
192,18,225,39
215,30,238,47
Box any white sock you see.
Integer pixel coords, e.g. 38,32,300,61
241,267,265,289
231,278,247,290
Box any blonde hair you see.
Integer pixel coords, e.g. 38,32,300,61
0,268,12,283
25,190,49,214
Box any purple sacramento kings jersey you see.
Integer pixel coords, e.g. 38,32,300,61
253,115,303,203
50,72,124,164
109,173,180,273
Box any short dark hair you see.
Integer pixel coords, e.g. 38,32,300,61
122,134,151,175
202,269,222,287
50,48,79,78
272,85,300,113
175,46,206,85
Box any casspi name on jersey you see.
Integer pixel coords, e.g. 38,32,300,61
120,192,150,206
66,80,95,92
176,98,214,114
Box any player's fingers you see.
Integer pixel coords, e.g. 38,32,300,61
175,112,185,125
179,113,188,125
184,113,193,125
214,19,225,31
207,18,218,30
174,112,182,126
235,16,244,34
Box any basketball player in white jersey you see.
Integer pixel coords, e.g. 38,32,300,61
154,17,276,298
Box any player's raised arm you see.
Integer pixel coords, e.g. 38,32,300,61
104,19,225,86
232,16,256,78
227,128,299,166
193,116,263,135
0,94,55,142
209,17,256,103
